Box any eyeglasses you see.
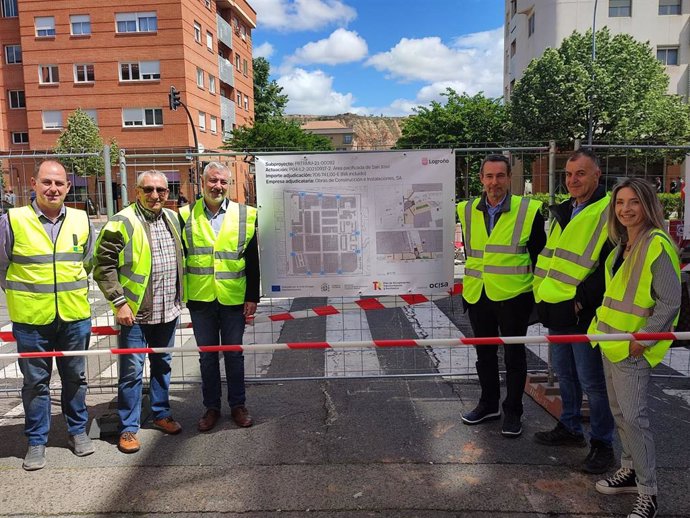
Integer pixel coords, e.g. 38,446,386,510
139,186,169,194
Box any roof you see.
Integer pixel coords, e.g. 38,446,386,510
301,120,353,132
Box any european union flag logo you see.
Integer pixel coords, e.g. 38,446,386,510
271,285,281,292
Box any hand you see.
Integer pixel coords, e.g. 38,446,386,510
244,302,257,317
629,340,645,358
116,304,135,326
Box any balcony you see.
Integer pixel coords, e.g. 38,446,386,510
217,55,234,87
217,14,232,49
220,96,236,131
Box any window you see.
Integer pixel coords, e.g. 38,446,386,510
235,53,241,70
196,67,204,88
657,46,679,65
240,24,246,40
206,31,213,51
83,109,98,124
659,0,682,14
243,58,248,76
194,21,201,43
42,110,63,129
236,91,242,105
210,115,217,134
4,44,21,64
116,12,157,33
120,61,160,81
528,13,535,37
122,107,163,127
343,134,353,145
35,16,56,37
39,65,59,84
8,90,25,109
74,64,95,83
243,94,248,110
510,39,516,57
510,0,517,17
205,0,211,8
2,0,18,17
209,74,216,94
11,132,28,144
70,15,91,35
609,0,631,17
198,111,206,131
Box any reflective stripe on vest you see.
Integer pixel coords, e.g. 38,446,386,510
181,200,257,305
6,206,91,324
534,195,609,303
589,230,680,367
457,195,541,304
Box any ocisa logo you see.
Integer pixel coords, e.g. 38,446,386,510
429,281,449,289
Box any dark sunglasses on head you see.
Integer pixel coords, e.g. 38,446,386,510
139,186,168,194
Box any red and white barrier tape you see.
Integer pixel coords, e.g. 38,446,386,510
0,331,685,360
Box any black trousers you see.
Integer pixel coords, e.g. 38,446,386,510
467,290,533,417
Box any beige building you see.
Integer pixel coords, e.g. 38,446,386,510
504,0,689,100
301,120,355,151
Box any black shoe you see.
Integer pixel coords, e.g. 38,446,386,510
595,467,638,495
533,421,587,447
501,414,522,438
583,439,615,474
627,494,658,518
461,404,500,425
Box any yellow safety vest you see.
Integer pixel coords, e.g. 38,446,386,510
96,204,182,316
589,230,680,367
6,206,90,324
457,195,541,304
534,195,610,303
180,200,257,305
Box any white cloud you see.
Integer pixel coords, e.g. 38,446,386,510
365,27,504,98
282,29,367,71
252,0,356,32
277,68,367,115
253,42,274,59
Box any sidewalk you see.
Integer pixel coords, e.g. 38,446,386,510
0,374,689,516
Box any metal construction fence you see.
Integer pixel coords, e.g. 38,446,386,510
1,144,690,397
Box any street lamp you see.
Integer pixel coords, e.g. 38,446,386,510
587,0,599,147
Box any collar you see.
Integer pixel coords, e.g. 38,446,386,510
477,192,511,213
32,200,66,221
136,200,164,222
202,197,229,216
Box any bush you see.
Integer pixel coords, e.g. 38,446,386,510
527,193,570,219
658,193,682,219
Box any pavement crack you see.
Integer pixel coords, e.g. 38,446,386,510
321,381,338,427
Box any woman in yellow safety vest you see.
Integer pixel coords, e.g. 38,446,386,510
589,178,681,518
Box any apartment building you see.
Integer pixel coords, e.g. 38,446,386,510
0,0,256,207
301,120,355,151
504,0,689,100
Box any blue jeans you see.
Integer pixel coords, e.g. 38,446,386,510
549,325,615,444
188,300,246,410
117,318,178,433
14,318,91,445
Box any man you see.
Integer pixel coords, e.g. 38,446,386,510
533,149,615,474
179,162,259,432
0,160,95,470
457,154,546,437
94,170,184,453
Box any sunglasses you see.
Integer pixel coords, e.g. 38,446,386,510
139,186,169,194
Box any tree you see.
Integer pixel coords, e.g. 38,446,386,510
509,28,690,147
253,57,288,123
223,118,334,152
395,89,508,197
54,109,119,176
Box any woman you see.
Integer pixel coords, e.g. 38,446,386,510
589,178,681,518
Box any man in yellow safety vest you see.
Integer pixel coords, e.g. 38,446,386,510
0,160,95,470
94,170,185,454
532,149,616,474
180,162,259,432
457,154,546,437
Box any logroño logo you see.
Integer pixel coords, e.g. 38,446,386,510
372,281,382,290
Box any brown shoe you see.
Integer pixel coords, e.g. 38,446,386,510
152,416,182,435
231,405,253,427
198,408,221,432
118,432,140,453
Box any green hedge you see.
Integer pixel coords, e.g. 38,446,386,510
527,192,683,219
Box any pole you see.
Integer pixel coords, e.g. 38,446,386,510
587,0,598,147
179,102,200,198
103,145,114,217
548,140,556,207
119,148,128,207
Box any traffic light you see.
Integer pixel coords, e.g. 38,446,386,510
168,86,181,111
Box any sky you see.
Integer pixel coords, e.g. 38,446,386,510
250,0,506,116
